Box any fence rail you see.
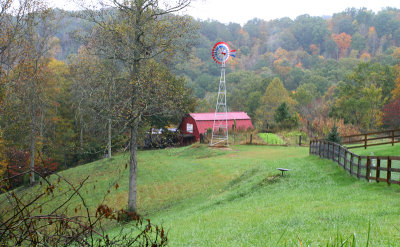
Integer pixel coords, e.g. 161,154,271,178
310,140,400,186
341,129,400,149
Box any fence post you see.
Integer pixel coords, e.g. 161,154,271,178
387,157,392,185
357,157,361,179
337,145,341,164
250,134,252,144
325,141,328,158
299,136,302,146
376,158,381,183
364,134,367,149
392,131,395,146
344,149,347,169
319,141,323,158
327,142,330,159
366,157,371,182
350,153,354,175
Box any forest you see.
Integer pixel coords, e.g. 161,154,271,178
2,2,400,189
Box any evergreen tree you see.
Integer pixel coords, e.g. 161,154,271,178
274,102,291,124
326,124,341,143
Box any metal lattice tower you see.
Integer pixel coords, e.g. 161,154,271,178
210,62,228,146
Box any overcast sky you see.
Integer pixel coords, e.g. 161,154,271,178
51,0,400,25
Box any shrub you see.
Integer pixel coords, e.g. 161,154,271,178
326,124,341,144
0,173,168,246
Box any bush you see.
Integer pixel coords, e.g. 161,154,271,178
0,173,168,246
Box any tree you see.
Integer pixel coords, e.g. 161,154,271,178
255,77,296,129
348,62,395,98
2,6,58,185
0,0,43,104
293,15,329,51
383,98,400,129
69,47,123,159
274,102,299,130
274,102,290,123
10,6,57,185
332,32,352,59
325,124,341,143
83,0,196,212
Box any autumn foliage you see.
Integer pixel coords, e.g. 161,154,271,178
310,116,360,138
5,148,58,188
383,99,400,129
332,32,352,58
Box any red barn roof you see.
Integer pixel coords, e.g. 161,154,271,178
179,112,253,142
189,112,251,121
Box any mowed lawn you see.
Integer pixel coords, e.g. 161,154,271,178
4,144,400,246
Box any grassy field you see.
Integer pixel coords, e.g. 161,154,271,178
258,133,285,145
350,143,400,156
3,144,400,246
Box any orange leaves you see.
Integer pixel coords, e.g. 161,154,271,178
274,47,289,60
331,32,352,58
360,52,371,62
311,116,360,137
309,44,319,55
369,26,376,34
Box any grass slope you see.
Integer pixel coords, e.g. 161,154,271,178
350,143,400,156
5,144,400,246
115,144,400,246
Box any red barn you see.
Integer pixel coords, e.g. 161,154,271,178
179,112,253,143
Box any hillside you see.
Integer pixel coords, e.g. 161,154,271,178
4,144,400,246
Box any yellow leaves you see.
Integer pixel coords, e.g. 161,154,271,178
392,47,400,60
274,47,288,60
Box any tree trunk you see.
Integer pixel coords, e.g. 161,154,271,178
30,118,36,185
80,109,83,148
127,118,138,212
107,118,112,158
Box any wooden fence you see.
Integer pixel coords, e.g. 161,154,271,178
341,129,400,149
310,140,400,185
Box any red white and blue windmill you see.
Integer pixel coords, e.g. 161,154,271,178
210,42,236,146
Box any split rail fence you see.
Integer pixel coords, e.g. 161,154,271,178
341,129,400,149
310,140,400,185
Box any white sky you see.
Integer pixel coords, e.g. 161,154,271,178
51,0,400,25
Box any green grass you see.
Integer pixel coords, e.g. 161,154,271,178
258,133,285,145
349,143,400,156
4,144,400,246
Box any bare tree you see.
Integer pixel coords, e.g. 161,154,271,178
0,0,35,103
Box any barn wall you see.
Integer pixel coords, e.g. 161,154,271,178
196,119,253,134
179,116,200,141
179,114,254,143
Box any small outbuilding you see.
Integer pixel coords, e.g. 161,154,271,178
179,112,253,143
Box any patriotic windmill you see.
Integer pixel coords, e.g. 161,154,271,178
210,42,236,146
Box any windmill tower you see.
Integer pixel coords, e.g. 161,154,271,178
210,42,236,146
